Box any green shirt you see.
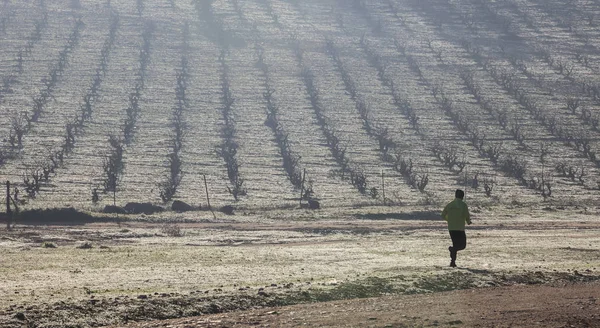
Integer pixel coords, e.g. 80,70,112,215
441,198,471,231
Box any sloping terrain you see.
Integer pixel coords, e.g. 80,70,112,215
2,0,600,211
2,1,600,327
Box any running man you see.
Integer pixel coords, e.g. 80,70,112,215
441,189,472,267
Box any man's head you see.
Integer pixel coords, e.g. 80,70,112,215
455,189,465,199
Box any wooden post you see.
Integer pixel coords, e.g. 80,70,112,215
464,166,468,201
203,175,216,219
381,170,385,205
299,169,306,207
6,181,12,230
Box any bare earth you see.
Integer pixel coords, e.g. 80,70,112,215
2,205,600,327
114,281,600,328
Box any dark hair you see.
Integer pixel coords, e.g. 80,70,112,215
455,189,465,199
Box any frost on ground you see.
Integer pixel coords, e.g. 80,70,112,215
0,204,599,327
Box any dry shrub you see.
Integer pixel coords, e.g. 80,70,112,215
161,223,183,237
76,242,93,249
42,241,57,248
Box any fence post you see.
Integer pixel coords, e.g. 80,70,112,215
6,181,12,230
381,170,385,204
203,175,215,219
299,169,306,207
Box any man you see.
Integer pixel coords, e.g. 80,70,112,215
441,189,471,267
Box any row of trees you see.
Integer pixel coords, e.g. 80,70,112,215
217,50,246,200
459,70,527,149
17,6,49,73
18,12,120,200
327,40,428,193
421,0,600,195
353,9,537,199
102,20,154,204
346,5,495,195
331,0,508,198
256,46,305,191
466,0,592,74
5,18,82,152
358,38,433,192
462,41,597,170
353,1,516,197
0,8,48,107
460,65,591,189
454,0,600,116
443,2,596,191
410,41,553,197
158,23,190,203
294,42,370,195
465,1,600,188
9,0,599,206
501,0,600,85
5,19,85,198
193,0,249,201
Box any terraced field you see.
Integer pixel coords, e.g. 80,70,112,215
2,0,600,212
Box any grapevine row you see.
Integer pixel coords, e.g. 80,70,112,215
326,40,428,192
158,23,190,203
255,46,306,191
0,10,48,103
0,17,84,178
350,5,544,197
436,1,596,186
217,50,246,200
20,11,120,200
461,41,598,167
102,20,155,202
391,5,555,197
294,43,370,195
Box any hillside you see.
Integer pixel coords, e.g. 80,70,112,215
2,0,600,211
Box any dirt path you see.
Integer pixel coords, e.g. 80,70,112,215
113,281,600,328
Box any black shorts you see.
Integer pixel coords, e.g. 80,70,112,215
449,230,467,251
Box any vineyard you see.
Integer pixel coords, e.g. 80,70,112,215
3,1,600,327
2,0,600,211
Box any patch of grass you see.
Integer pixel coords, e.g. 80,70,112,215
315,277,398,300
411,271,476,293
278,276,401,305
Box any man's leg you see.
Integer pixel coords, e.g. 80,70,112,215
449,231,467,267
448,245,457,267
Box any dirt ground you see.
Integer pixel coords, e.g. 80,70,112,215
112,280,600,328
1,204,600,328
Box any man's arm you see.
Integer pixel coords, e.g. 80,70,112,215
465,204,472,225
441,204,449,221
